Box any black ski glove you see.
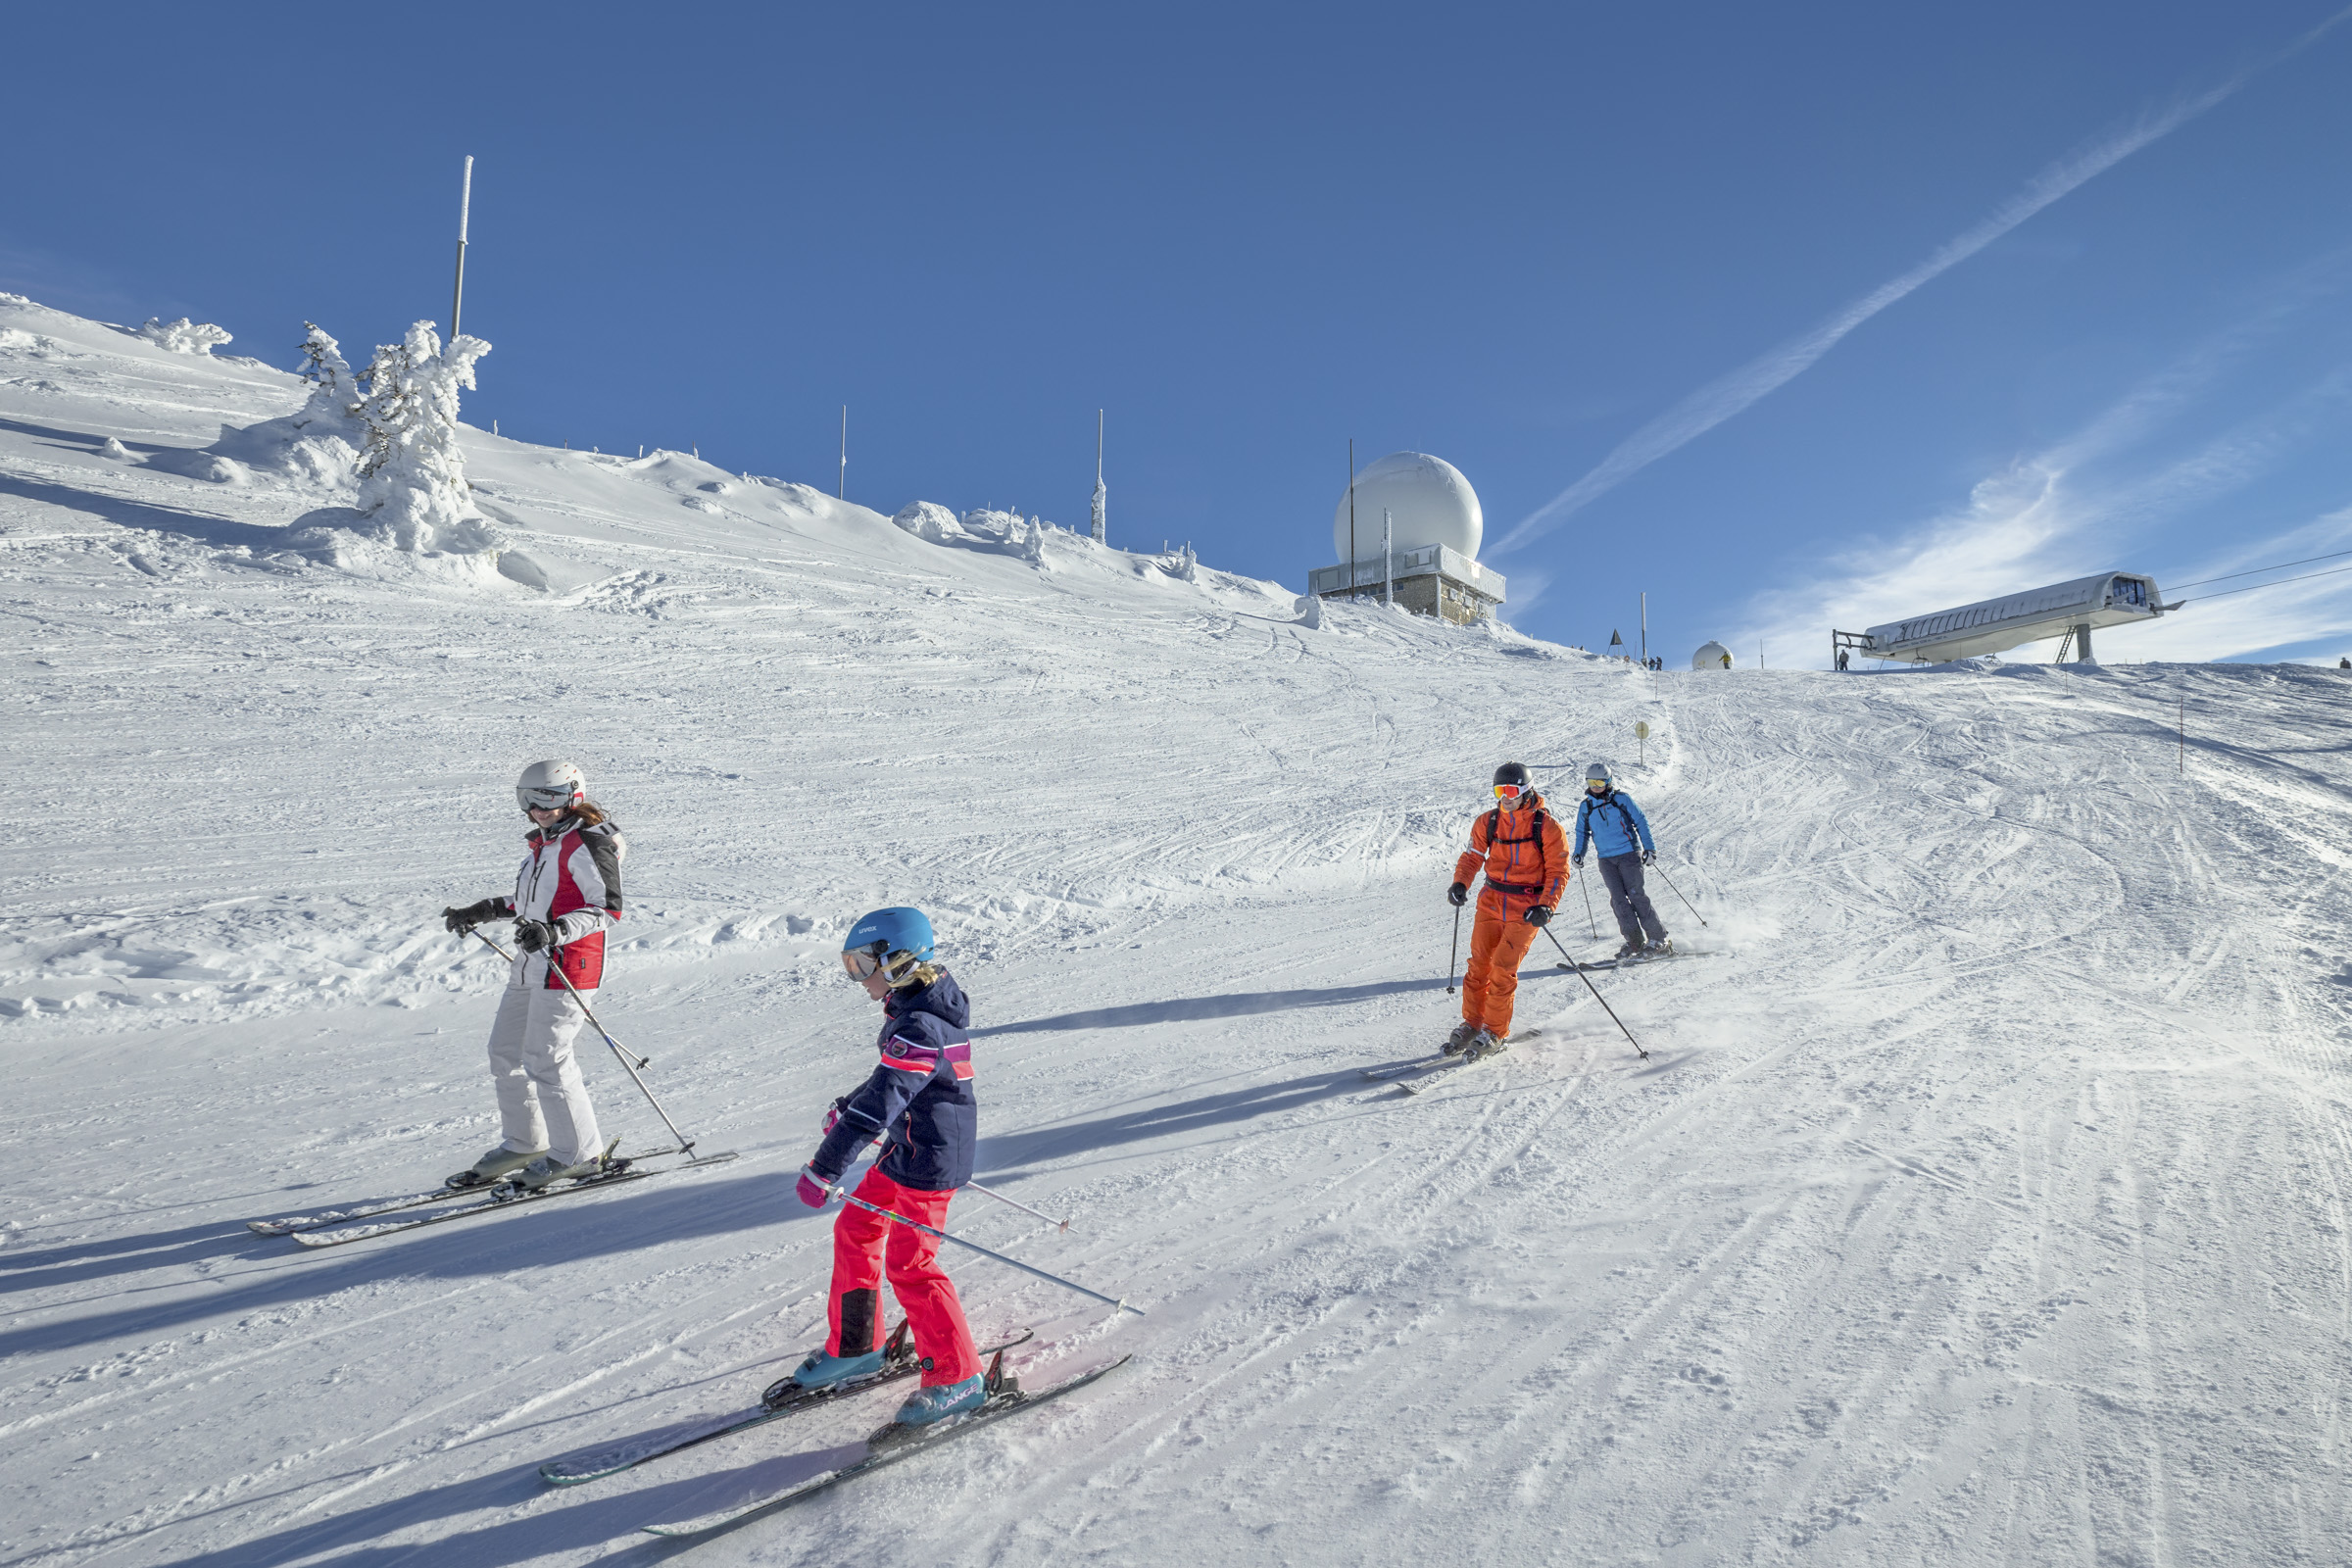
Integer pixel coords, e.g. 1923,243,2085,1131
1573,853,1587,868
513,918,556,954
1524,906,1551,927
443,897,509,934
1641,850,1655,867
1446,882,1468,907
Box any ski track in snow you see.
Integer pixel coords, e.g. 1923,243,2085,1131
3,292,2350,1565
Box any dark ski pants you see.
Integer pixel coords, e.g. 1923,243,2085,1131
1598,854,1667,944
826,1166,981,1386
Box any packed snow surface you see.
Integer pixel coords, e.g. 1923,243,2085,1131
4,292,2349,1565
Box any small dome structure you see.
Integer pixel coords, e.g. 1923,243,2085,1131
1333,452,1483,563
1692,641,1733,670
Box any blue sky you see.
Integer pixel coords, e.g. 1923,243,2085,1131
7,2,2351,664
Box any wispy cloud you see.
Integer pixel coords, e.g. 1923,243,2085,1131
1495,7,2352,556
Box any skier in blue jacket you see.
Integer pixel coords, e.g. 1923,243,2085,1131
1573,762,1671,960
782,906,985,1427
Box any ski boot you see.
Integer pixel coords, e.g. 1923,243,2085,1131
893,1373,987,1427
764,1323,910,1408
1442,1020,1481,1056
783,1347,887,1392
1613,938,1643,961
1462,1027,1505,1061
513,1137,623,1192
446,1144,545,1191
1644,937,1675,959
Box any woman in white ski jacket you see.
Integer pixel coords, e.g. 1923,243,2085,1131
440,760,625,1191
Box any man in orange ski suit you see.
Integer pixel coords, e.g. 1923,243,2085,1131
1447,763,1569,1045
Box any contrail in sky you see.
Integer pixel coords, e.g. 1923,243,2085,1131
1495,8,2352,556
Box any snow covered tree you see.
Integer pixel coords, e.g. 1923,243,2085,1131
353,320,495,553
292,322,363,434
139,317,233,355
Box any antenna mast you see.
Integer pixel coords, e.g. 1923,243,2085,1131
838,406,847,500
1348,438,1357,602
1091,409,1107,543
448,155,473,359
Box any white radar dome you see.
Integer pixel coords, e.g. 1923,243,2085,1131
1691,641,1734,670
1333,452,1483,564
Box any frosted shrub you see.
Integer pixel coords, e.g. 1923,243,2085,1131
892,501,961,543
295,323,361,428
139,317,233,355
353,320,496,553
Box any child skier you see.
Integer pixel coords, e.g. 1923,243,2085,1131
1573,761,1670,959
439,760,625,1192
786,906,985,1427
1446,762,1567,1054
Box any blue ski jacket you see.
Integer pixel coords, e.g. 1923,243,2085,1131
1574,789,1656,859
809,971,977,1193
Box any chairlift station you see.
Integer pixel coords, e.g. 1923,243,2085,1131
1835,571,2176,666
1308,452,1504,626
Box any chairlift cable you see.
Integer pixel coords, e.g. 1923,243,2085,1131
2183,562,2352,603
2167,547,2352,592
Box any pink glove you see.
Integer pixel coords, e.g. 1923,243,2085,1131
795,1165,834,1208
820,1104,842,1136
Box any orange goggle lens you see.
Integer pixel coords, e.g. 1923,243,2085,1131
1494,783,1525,800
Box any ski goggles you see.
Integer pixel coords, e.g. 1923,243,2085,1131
1493,782,1528,802
842,944,889,981
516,785,577,812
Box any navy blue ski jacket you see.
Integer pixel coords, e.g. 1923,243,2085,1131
809,971,977,1193
1574,789,1656,859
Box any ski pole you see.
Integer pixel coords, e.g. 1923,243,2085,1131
1650,862,1710,928
1539,924,1648,1060
1445,901,1463,996
964,1177,1073,1233
1576,861,1598,939
466,927,705,1157
827,1182,1144,1316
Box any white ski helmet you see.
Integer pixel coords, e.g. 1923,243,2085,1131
515,760,586,814
1585,761,1613,789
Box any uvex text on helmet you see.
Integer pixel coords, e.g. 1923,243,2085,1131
1492,761,1530,789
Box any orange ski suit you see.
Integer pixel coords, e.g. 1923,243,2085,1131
1452,794,1570,1037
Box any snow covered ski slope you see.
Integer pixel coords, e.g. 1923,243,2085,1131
4,291,2350,1565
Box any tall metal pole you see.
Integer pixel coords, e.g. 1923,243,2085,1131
1641,591,1647,667
1348,438,1357,603
1383,508,1393,607
1091,409,1107,544
448,155,473,358
838,406,847,500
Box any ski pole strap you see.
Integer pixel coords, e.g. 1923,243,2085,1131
831,1187,1144,1316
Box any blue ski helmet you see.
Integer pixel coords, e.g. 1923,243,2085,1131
843,906,934,964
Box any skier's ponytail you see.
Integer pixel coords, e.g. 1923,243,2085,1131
569,799,610,827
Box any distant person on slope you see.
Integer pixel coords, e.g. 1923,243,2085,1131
783,906,985,1429
1574,761,1669,960
1446,763,1567,1055
439,760,626,1192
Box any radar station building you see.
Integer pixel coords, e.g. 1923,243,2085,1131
1307,452,1504,626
